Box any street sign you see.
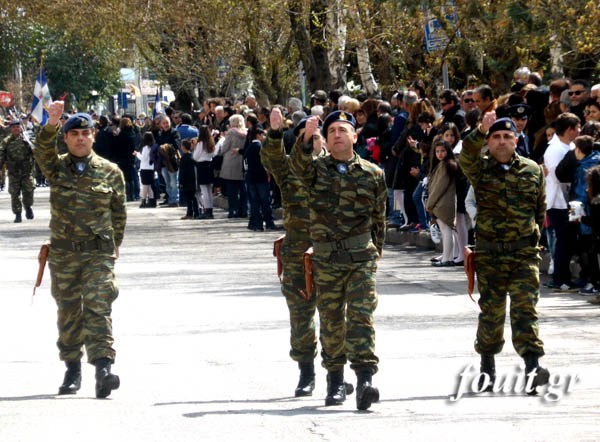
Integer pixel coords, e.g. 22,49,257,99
0,91,14,108
423,2,459,52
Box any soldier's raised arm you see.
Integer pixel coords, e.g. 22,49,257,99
289,116,320,184
459,111,496,186
33,101,65,182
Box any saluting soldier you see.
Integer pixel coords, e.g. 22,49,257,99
290,111,387,410
0,119,36,222
460,112,549,394
34,101,126,399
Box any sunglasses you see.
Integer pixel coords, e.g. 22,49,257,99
463,98,474,103
568,90,583,96
439,101,449,106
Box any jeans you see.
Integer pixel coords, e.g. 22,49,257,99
161,167,179,204
547,208,572,285
387,188,403,224
412,181,429,228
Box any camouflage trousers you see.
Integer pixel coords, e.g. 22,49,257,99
48,248,119,363
475,249,544,357
7,172,34,214
313,257,379,374
281,238,317,362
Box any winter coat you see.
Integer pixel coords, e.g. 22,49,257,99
426,159,457,227
219,128,247,181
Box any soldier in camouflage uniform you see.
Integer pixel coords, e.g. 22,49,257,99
460,113,550,394
0,119,36,222
260,109,323,397
34,102,126,399
289,111,387,410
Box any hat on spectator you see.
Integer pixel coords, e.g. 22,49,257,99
311,90,328,104
9,118,21,126
293,116,322,137
487,117,517,137
321,110,356,136
507,104,532,119
63,113,94,133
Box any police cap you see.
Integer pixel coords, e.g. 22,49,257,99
63,113,94,133
9,119,21,126
321,110,356,137
507,104,532,119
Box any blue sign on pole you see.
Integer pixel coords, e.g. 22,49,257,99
423,1,459,52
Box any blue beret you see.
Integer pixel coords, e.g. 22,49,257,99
293,116,323,137
63,113,94,133
321,111,356,136
487,117,517,137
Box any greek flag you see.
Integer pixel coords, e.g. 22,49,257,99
152,88,163,118
31,69,52,124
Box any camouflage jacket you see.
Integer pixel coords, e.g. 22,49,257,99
460,128,546,244
33,124,127,247
0,134,34,176
260,130,320,239
290,142,387,256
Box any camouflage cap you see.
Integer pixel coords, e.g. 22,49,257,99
321,110,356,136
487,117,517,137
63,113,94,132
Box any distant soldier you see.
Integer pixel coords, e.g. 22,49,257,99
290,111,387,410
460,113,549,394
0,119,35,222
34,101,126,399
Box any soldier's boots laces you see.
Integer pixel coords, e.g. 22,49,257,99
325,370,347,406
14,212,22,223
478,353,496,392
58,361,82,395
94,357,120,399
25,207,34,220
524,353,550,396
356,371,379,411
295,361,315,397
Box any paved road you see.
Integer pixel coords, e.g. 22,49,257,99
1,187,599,442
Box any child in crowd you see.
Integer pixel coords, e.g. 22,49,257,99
426,137,458,266
179,139,199,219
192,125,217,219
134,131,157,208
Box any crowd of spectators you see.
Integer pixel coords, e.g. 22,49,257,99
2,70,599,301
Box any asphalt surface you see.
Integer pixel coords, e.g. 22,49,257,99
1,186,599,442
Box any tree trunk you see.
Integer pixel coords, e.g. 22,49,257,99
326,0,348,91
348,2,378,96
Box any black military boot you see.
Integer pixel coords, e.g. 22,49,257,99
523,353,550,395
295,361,315,397
25,207,34,220
325,370,346,406
94,357,120,399
14,212,22,223
147,198,157,208
356,371,379,411
139,199,147,208
478,353,496,392
58,361,82,395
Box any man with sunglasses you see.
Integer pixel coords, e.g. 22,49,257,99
438,89,466,131
567,80,590,122
461,90,477,113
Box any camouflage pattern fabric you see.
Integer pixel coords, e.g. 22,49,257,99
0,134,35,213
34,124,126,363
261,131,317,362
313,258,379,374
460,128,546,357
49,250,118,362
290,142,387,374
474,251,544,356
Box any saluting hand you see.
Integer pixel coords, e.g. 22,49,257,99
47,101,64,127
303,116,320,145
480,111,496,134
270,107,283,131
